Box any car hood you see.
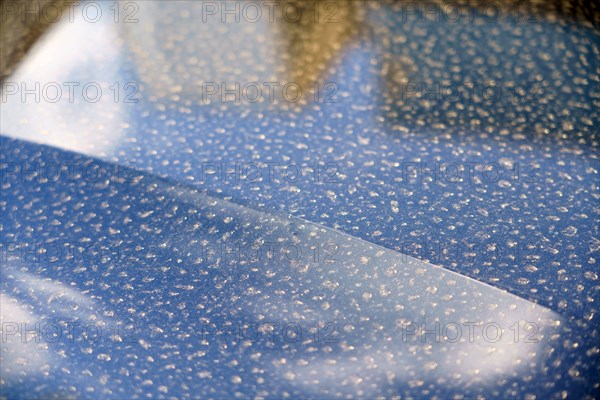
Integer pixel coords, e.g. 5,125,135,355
1,1,599,398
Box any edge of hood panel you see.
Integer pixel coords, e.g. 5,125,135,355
2,135,596,398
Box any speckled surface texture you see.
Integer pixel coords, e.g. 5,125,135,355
1,0,599,398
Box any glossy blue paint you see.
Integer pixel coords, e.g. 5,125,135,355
1,1,599,398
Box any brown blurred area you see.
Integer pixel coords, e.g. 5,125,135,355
0,0,73,81
275,0,361,96
0,0,597,84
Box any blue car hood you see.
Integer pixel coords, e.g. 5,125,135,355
1,1,599,398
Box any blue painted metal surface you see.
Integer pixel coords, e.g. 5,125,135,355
1,1,599,398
